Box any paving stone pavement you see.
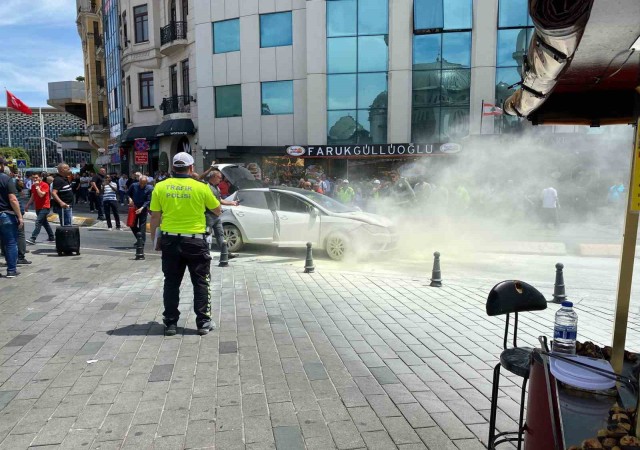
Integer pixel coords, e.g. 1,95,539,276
1,253,639,449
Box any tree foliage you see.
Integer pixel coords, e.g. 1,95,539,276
0,147,30,165
76,76,85,82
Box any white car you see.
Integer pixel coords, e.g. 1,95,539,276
213,166,396,260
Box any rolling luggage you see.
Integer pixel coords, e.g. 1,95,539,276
55,226,81,256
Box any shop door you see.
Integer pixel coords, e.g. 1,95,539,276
273,192,320,247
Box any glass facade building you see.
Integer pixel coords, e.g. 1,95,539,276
103,0,124,140
495,0,534,133
411,0,472,143
326,0,389,145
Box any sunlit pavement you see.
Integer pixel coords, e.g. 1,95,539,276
1,229,640,449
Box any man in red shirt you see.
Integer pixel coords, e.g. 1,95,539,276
25,173,55,244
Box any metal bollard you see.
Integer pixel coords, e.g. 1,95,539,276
304,242,315,274
430,251,442,287
135,232,145,260
552,262,566,303
219,240,229,267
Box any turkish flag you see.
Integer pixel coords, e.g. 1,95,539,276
6,90,32,115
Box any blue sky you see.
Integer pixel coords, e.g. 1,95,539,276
0,0,83,108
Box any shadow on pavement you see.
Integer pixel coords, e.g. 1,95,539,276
107,322,164,336
107,322,206,336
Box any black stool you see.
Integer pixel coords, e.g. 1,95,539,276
486,280,547,449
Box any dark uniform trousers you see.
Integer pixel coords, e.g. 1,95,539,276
161,235,212,327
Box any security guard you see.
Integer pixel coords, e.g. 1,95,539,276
149,152,221,336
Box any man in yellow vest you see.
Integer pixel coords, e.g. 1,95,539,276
149,152,221,336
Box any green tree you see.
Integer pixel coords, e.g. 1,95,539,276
76,76,85,82
0,147,31,166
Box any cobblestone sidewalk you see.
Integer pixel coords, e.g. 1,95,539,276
0,252,638,449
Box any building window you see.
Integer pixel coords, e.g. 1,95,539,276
261,81,293,115
213,19,239,53
495,0,533,133
215,85,242,118
122,12,128,47
411,0,472,143
134,4,149,43
182,0,188,20
126,76,131,104
139,72,154,109
181,59,190,97
326,0,388,145
170,64,178,97
260,12,292,48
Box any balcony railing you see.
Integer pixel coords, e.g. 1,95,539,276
160,95,192,115
94,34,103,48
78,1,98,14
97,76,105,89
160,21,187,46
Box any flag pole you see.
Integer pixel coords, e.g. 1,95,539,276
39,107,47,171
4,89,11,147
479,99,484,135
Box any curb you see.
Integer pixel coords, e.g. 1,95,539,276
24,211,96,227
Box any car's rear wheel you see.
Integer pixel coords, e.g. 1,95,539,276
223,224,244,252
326,234,348,261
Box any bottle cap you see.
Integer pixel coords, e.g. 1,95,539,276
561,301,573,307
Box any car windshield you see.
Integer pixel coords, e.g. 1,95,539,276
287,189,360,213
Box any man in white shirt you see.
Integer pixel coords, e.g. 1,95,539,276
542,186,559,228
118,174,129,205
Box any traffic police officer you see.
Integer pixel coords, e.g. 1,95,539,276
149,152,221,336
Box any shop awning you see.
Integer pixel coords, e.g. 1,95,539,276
155,118,196,137
121,125,158,143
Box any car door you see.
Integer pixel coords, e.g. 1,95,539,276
230,190,275,244
274,192,320,247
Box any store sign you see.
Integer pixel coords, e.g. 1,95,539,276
283,143,461,158
134,151,148,165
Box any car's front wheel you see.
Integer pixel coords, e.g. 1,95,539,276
223,224,244,252
325,234,348,261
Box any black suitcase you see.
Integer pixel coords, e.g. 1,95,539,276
55,226,81,256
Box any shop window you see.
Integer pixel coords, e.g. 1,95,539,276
215,85,242,118
260,12,292,48
213,19,239,53
237,191,269,209
261,81,293,115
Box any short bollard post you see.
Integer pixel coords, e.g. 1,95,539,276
552,262,566,303
219,241,229,267
135,232,145,260
430,251,442,287
304,242,315,274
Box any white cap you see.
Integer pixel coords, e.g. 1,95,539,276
343,179,349,184
373,179,381,184
173,152,194,167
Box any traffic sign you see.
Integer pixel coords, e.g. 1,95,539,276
16,160,27,168
134,151,148,165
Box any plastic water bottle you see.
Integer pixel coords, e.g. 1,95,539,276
553,301,578,354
